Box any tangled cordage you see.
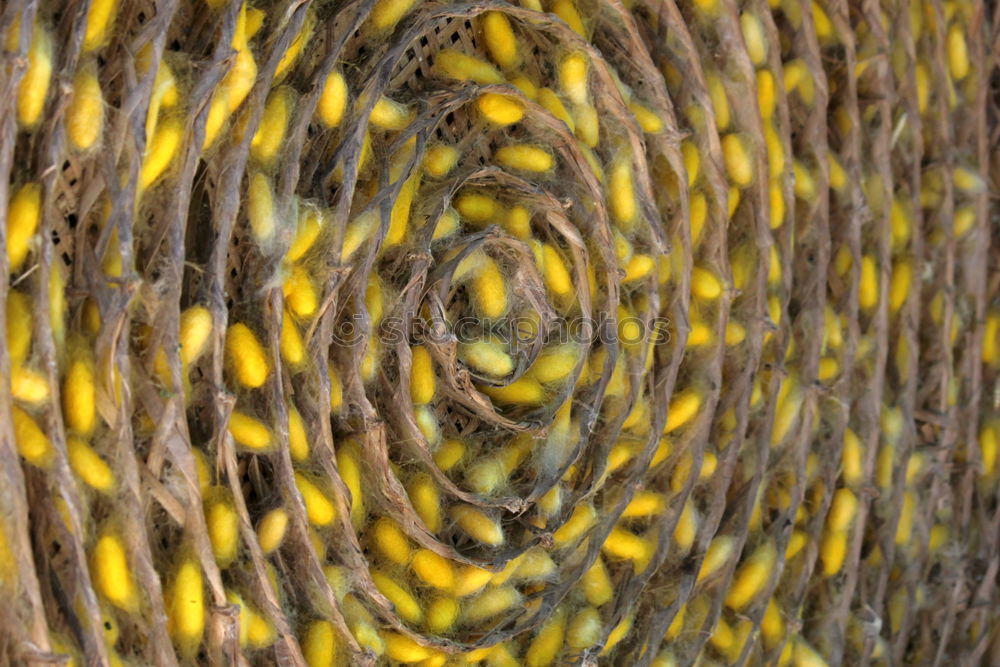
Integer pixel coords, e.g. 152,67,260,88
0,0,996,665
